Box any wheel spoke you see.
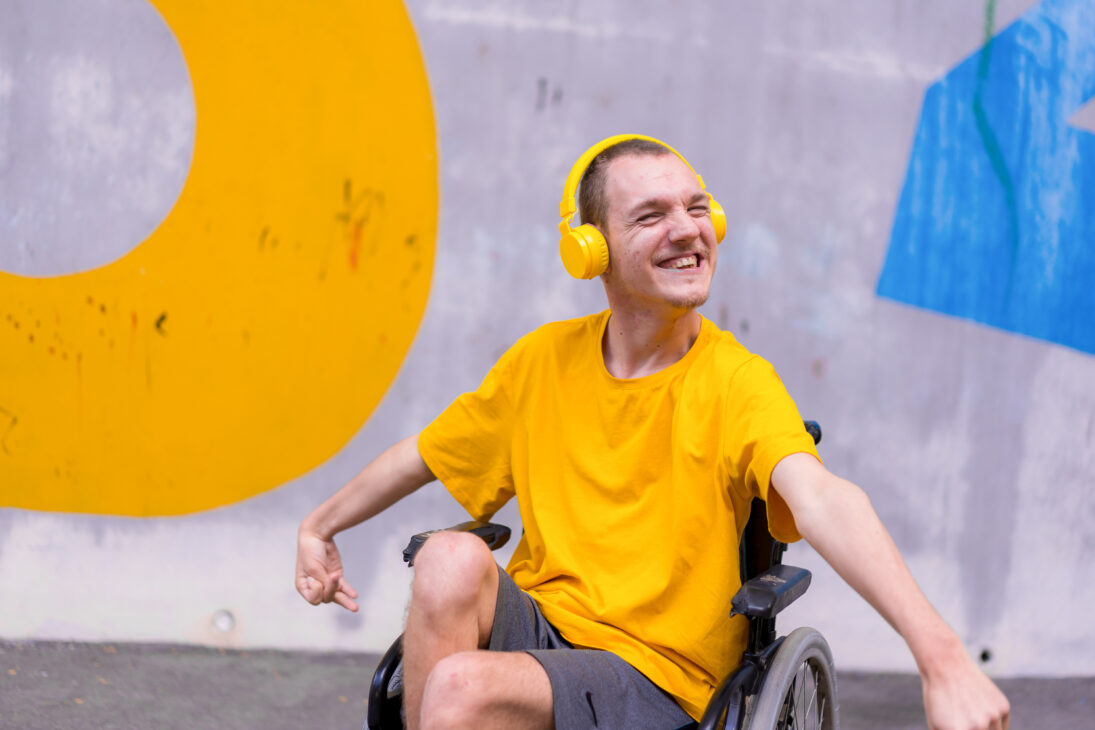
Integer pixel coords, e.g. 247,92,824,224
805,663,819,727
798,662,807,727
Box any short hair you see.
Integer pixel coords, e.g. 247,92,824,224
577,138,674,229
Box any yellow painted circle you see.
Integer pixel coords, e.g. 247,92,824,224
0,0,437,515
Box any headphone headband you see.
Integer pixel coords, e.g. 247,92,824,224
558,134,707,223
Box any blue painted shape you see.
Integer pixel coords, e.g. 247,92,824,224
877,0,1095,354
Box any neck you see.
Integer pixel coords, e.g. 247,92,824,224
601,306,702,379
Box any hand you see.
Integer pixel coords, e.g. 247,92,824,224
921,650,1010,730
296,529,360,612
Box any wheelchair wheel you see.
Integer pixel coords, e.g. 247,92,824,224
367,635,405,730
697,663,754,730
748,627,838,730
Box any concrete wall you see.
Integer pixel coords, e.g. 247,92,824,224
2,0,1093,678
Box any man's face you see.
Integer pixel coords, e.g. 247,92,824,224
600,153,718,313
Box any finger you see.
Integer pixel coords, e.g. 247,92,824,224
297,576,322,605
333,591,359,613
337,576,358,599
323,571,342,602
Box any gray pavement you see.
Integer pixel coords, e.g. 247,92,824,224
1,640,1091,729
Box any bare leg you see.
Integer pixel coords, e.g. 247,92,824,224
420,650,553,730
404,531,546,729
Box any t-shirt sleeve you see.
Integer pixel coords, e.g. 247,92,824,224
418,351,518,521
722,356,820,543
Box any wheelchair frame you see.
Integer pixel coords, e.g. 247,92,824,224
367,421,837,730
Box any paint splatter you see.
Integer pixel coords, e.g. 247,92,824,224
0,407,18,455
536,77,548,110
336,180,386,272
130,311,138,361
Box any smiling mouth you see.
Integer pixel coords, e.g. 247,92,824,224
658,254,701,270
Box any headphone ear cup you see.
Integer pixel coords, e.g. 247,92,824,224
560,224,610,279
708,195,727,243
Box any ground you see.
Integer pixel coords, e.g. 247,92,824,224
1,640,1090,729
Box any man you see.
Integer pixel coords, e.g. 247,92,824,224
296,136,1010,729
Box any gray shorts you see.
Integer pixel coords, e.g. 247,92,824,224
490,566,696,730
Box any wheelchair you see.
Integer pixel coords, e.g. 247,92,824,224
367,421,838,730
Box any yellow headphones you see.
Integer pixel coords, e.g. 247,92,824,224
558,134,727,279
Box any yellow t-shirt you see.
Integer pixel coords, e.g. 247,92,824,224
418,311,818,720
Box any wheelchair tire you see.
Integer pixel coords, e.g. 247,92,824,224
747,627,838,730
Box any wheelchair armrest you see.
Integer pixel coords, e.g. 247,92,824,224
402,520,512,566
804,419,822,445
729,564,811,619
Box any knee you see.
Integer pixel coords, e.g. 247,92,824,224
410,531,495,616
419,652,493,729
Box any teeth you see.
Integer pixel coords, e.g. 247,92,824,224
672,255,698,269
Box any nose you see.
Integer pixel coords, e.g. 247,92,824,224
666,207,702,246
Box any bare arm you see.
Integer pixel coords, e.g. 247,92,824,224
296,433,435,612
771,452,1010,730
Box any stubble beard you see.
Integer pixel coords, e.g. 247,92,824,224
667,289,710,310
664,270,713,310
